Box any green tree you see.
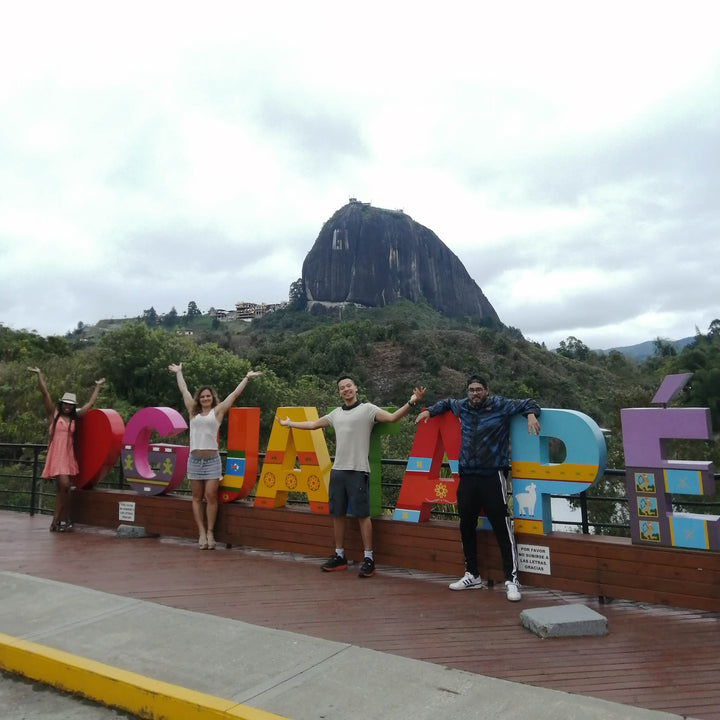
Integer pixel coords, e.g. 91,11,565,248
96,322,190,410
602,350,638,380
186,301,202,320
556,336,590,361
0,325,70,363
1,347,105,444
664,326,720,428
142,307,158,327
94,321,292,444
288,278,307,310
653,337,676,357
161,307,179,329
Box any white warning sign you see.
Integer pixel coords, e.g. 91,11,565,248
517,543,551,575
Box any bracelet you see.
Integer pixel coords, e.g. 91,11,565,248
408,400,416,407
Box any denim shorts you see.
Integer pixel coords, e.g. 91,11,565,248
187,453,222,481
328,469,370,517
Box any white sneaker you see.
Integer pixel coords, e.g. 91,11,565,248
505,580,522,602
449,571,486,590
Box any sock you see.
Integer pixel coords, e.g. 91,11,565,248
335,548,345,558
364,550,374,560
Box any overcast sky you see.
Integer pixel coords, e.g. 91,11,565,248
2,1,718,351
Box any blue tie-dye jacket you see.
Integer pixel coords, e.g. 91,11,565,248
426,395,541,474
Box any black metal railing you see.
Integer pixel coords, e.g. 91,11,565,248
2,442,717,536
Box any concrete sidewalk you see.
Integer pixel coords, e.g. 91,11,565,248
0,571,687,720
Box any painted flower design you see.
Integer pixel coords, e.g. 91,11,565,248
263,472,276,488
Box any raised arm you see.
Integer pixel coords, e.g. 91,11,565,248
214,370,262,420
77,378,105,418
27,367,55,419
375,386,426,424
168,363,194,414
276,415,330,431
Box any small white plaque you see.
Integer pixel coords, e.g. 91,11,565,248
517,543,551,575
118,502,136,522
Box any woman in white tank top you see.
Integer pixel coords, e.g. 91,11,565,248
169,362,261,549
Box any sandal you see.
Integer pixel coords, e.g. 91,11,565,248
206,531,216,550
198,532,208,550
49,519,59,532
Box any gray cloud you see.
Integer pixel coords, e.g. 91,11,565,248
1,2,718,349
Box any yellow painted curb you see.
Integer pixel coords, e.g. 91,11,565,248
0,632,289,720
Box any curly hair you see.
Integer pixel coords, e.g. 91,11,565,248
191,386,219,417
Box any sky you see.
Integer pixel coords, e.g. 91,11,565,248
2,1,719,351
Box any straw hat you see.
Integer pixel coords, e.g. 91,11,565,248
60,392,77,405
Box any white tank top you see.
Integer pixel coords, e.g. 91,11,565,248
189,411,220,451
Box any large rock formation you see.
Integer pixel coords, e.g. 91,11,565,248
302,201,500,322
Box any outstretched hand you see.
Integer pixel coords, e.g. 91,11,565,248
168,363,182,374
27,366,41,374
276,415,291,427
411,386,426,405
245,370,262,380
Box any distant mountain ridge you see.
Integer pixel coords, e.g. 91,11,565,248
601,336,695,361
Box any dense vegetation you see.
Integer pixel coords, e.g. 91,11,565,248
2,304,718,530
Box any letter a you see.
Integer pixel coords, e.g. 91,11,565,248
393,413,460,522
255,408,332,513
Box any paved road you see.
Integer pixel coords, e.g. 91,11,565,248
1,570,685,720
1,670,137,719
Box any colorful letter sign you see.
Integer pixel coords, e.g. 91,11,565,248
510,409,607,534
219,408,260,502
75,409,124,488
121,407,189,495
393,409,606,533
76,371,717,551
621,374,718,549
393,413,461,522
255,408,332,512
366,410,401,516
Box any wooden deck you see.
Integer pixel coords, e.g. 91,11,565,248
1,511,719,719
70,489,720,612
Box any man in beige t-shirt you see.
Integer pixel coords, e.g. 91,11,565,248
277,375,424,577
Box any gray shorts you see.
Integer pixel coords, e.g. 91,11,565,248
187,453,222,481
328,469,370,517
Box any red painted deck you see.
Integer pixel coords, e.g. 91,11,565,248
1,511,719,719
